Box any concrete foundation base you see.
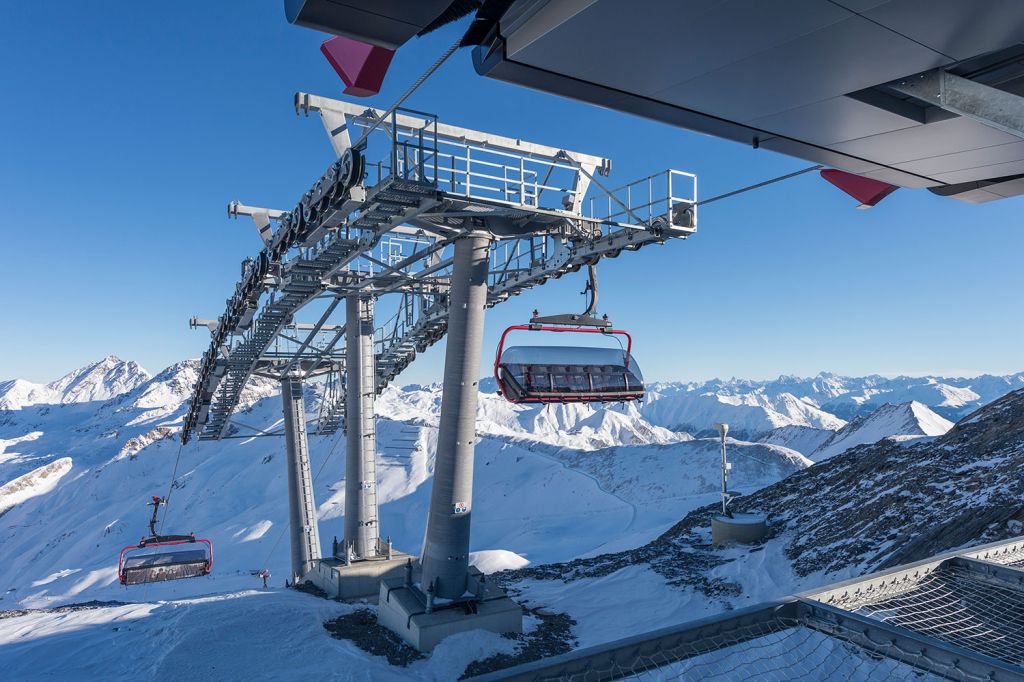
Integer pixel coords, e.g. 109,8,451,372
305,552,414,601
377,568,523,652
712,513,768,547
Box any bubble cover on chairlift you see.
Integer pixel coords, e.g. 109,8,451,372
498,346,641,378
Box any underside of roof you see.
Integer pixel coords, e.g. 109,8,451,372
471,0,1024,203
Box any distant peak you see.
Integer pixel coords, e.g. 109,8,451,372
45,355,151,404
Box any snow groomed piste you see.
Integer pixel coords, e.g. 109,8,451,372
181,91,697,648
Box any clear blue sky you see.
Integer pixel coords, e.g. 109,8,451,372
2,1,1022,385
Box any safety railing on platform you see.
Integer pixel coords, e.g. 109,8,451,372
587,169,697,231
342,102,594,215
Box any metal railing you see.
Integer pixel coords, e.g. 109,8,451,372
587,169,697,230
350,105,585,213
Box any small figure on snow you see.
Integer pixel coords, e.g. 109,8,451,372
258,569,270,589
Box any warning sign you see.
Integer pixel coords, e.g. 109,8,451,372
453,502,468,514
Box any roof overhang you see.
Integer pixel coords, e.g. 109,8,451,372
471,0,1024,204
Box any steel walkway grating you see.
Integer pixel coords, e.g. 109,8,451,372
830,564,1024,667
615,619,948,681
470,539,1024,682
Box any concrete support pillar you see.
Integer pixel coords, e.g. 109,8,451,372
282,375,322,583
343,294,380,560
420,233,490,600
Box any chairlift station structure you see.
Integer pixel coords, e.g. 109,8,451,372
183,91,697,649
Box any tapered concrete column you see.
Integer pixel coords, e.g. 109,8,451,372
420,233,490,599
282,375,322,583
344,294,380,560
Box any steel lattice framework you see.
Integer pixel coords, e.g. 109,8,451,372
182,92,697,443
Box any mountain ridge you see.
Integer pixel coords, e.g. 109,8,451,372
809,400,953,462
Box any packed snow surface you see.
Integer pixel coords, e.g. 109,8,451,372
469,549,530,574
0,590,519,681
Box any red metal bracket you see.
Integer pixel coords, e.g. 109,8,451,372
821,169,898,208
320,36,395,98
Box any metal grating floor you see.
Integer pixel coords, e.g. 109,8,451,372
615,619,947,681
468,539,1024,682
832,564,1024,666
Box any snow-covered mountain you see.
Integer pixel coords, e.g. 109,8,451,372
1,357,1020,680
0,357,802,613
641,389,846,439
650,370,1024,423
378,383,686,450
756,424,834,458
0,355,149,411
809,400,953,462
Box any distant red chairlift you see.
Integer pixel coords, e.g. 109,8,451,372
118,496,212,586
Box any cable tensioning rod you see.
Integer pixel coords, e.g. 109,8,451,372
351,37,464,152
696,165,824,207
158,438,186,534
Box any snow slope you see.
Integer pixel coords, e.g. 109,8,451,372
809,400,953,461
755,425,834,458
641,389,845,439
1,357,1019,679
0,357,802,614
0,457,73,516
546,438,809,555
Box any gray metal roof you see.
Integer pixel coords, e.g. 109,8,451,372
473,0,1024,203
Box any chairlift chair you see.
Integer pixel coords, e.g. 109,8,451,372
118,496,213,586
494,266,644,404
